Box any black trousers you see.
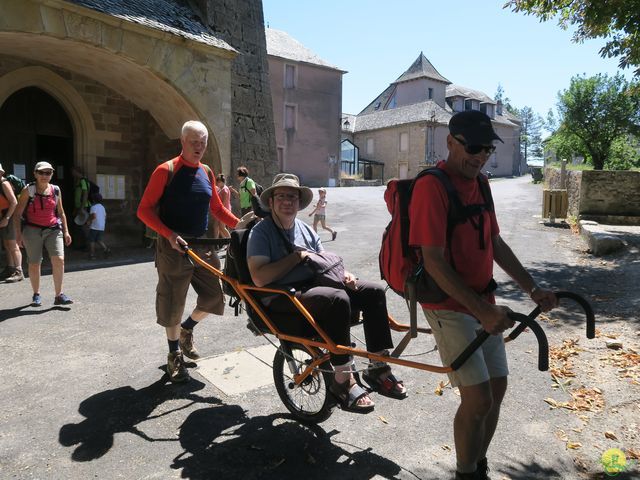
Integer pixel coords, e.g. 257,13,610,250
268,279,393,365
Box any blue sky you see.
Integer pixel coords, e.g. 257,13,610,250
262,1,632,120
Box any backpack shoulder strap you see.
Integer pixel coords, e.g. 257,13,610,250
163,158,178,189
201,163,214,185
477,176,494,212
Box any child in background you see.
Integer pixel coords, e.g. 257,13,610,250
88,193,111,259
308,187,337,240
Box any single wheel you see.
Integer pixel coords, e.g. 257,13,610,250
273,343,334,423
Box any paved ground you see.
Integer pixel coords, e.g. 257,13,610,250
0,175,638,480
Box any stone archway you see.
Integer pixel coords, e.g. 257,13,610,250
0,66,97,177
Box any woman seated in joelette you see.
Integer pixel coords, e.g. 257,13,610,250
246,173,407,413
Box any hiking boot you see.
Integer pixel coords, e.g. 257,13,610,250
455,472,481,480
103,248,112,258
0,266,12,280
476,458,490,480
32,293,42,307
167,351,190,383
179,328,201,360
54,293,73,305
332,231,337,241
5,269,24,283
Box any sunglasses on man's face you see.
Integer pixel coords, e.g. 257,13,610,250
453,136,496,155
36,170,53,176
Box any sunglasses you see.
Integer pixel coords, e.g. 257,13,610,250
453,136,496,155
36,170,54,175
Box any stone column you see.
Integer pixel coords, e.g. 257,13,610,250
194,0,278,188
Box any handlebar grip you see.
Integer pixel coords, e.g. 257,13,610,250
507,312,549,371
513,291,595,341
555,291,596,339
450,330,490,371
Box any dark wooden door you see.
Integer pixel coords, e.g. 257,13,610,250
0,87,74,212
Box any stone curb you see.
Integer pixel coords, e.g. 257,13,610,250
579,220,626,256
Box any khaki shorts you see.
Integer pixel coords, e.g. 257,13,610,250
0,216,15,241
23,225,64,264
155,236,225,327
423,308,509,387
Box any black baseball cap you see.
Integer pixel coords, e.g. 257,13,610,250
449,110,503,145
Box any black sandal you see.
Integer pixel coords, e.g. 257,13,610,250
363,364,408,400
329,380,375,413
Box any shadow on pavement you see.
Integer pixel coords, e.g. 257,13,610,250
172,410,417,480
498,457,636,479
59,375,221,462
495,259,637,328
0,305,71,323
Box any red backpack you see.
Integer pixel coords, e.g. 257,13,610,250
379,167,494,303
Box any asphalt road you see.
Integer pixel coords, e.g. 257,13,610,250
1,175,637,480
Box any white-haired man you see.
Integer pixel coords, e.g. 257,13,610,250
138,120,239,382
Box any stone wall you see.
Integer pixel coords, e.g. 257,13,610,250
545,166,640,224
195,0,278,189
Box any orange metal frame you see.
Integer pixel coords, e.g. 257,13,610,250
186,248,459,386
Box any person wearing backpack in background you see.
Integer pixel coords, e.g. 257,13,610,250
0,163,24,283
137,120,239,383
409,111,557,480
236,166,257,216
71,166,91,250
14,161,73,306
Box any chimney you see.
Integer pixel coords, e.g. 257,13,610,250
496,100,503,116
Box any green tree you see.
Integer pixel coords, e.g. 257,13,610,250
554,73,640,170
517,106,544,162
505,0,640,76
494,83,516,114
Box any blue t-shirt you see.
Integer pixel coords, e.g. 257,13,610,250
247,216,323,286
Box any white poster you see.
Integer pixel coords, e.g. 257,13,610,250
14,164,26,180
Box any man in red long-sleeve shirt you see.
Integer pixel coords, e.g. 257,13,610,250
138,120,239,382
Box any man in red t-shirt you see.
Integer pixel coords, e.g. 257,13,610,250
409,110,557,480
138,121,239,383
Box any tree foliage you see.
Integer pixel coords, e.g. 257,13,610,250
517,106,544,161
551,73,640,170
505,0,640,76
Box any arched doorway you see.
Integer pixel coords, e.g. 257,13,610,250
0,87,75,214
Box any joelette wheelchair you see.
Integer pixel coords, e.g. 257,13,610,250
183,230,595,424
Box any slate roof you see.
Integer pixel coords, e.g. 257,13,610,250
394,52,450,84
354,100,451,132
66,0,235,52
446,84,495,104
265,28,344,71
354,101,518,132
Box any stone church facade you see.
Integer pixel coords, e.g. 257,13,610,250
0,0,277,243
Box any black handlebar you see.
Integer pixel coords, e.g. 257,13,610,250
507,291,595,341
450,312,549,372
450,291,595,373
182,237,231,246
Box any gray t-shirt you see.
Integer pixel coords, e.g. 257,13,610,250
247,216,323,286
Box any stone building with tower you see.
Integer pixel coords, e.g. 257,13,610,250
341,53,523,182
0,0,278,244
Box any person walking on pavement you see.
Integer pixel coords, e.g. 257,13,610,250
71,166,90,250
409,110,557,480
308,187,337,240
14,161,73,306
236,166,257,216
137,120,239,383
0,163,23,283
